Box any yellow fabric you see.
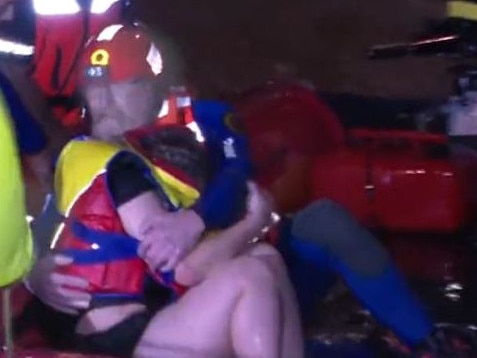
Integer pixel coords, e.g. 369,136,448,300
0,95,33,287
447,1,477,21
54,137,200,217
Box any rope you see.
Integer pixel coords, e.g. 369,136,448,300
2,288,14,358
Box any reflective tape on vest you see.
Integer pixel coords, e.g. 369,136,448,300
91,0,120,14
176,96,192,108
158,99,169,118
33,0,120,15
0,38,34,56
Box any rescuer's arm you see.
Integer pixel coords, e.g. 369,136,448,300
175,182,273,287
26,194,91,315
191,100,253,230
23,152,157,314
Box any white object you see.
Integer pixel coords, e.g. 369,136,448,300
447,93,477,135
33,0,120,15
146,44,163,75
96,24,124,41
0,38,34,56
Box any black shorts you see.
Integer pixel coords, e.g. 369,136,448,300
74,311,152,358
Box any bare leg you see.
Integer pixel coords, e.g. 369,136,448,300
245,243,304,358
135,249,303,358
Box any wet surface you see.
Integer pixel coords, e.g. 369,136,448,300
305,238,477,356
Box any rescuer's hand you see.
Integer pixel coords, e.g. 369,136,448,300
25,254,91,315
138,209,205,273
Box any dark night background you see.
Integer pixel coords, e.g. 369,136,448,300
134,0,455,99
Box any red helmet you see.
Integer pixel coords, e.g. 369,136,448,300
81,23,163,84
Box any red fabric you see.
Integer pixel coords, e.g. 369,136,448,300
158,94,195,126
51,106,87,131
54,175,148,296
55,130,200,296
32,3,122,128
124,124,200,189
33,4,122,98
234,82,345,213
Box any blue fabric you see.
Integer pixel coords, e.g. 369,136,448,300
61,220,140,264
281,225,433,346
31,193,64,257
67,220,179,294
191,100,253,229
0,71,47,155
277,221,337,324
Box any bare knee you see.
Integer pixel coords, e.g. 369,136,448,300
247,242,281,257
246,243,288,276
228,254,281,291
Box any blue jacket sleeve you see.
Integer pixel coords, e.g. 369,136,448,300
0,72,47,155
191,100,253,229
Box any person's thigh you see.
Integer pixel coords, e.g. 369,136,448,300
244,242,304,358
136,255,276,358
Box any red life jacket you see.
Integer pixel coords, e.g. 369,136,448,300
51,128,200,299
31,0,123,126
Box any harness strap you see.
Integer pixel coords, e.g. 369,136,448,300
60,220,139,264
62,220,186,295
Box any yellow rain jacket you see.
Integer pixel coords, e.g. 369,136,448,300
0,94,33,287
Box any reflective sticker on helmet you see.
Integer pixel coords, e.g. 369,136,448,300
91,0,120,14
85,66,108,78
146,44,163,75
96,24,124,41
90,49,110,66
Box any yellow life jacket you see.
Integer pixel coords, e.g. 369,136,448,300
52,137,200,246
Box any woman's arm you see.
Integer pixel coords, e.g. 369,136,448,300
175,182,273,286
109,152,202,272
107,152,170,239
116,191,168,239
174,218,260,286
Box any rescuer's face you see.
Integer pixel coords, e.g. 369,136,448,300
83,78,159,140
